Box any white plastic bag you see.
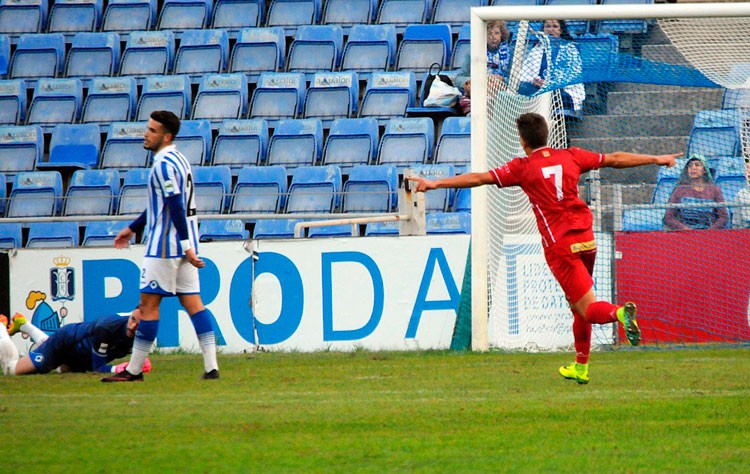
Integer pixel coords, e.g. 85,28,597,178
424,76,461,107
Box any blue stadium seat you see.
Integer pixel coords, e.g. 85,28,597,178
157,0,212,31
267,118,323,173
0,172,5,215
173,119,212,166
322,118,379,172
409,68,460,113
0,124,43,176
717,175,747,204
575,33,618,77
435,116,470,172
193,165,232,214
687,110,741,158
252,218,301,239
211,119,268,171
377,117,435,170
249,72,306,125
231,165,288,214
137,74,192,120
343,164,398,213
597,0,652,35
119,30,175,78
715,156,745,181
286,164,342,213
229,27,285,82
0,0,47,37
621,208,666,232
7,170,64,217
10,33,65,80
27,78,83,129
286,24,343,78
200,218,249,241
359,71,417,125
450,24,470,70
102,0,157,33
27,221,79,248
117,167,149,215
63,168,120,216
0,33,8,75
652,177,677,205
409,164,455,212
101,121,151,171
543,0,593,35
191,73,248,124
453,186,470,212
38,123,101,170
426,211,470,234
174,29,229,80
376,0,431,33
47,0,103,35
722,88,750,110
322,0,376,32
396,24,453,73
340,25,397,80
82,220,127,246
308,223,359,238
432,0,485,28
0,79,27,124
266,0,321,36
364,219,399,236
303,71,358,126
212,0,264,33
0,222,22,248
65,32,121,79
489,0,541,35
81,76,137,124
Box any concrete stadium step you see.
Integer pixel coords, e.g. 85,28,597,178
606,89,723,115
569,113,694,138
641,44,691,65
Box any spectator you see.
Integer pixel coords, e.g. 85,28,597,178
664,154,729,230
733,158,750,227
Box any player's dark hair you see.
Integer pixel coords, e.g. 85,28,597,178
150,110,181,138
516,113,548,149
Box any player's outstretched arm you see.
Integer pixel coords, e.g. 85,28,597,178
407,171,495,192
602,152,682,169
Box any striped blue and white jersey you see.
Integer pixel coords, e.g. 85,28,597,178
144,144,199,258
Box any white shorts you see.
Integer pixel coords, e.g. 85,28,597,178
140,257,200,296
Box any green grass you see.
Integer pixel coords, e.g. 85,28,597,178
2,349,750,473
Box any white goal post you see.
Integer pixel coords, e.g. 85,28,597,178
470,2,750,351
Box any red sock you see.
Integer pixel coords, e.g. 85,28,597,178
585,301,620,324
573,312,591,364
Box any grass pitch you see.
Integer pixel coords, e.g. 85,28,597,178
2,348,749,473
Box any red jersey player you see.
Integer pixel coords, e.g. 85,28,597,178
407,112,680,384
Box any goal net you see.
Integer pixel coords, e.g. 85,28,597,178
470,3,750,351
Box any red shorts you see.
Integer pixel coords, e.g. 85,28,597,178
543,230,597,304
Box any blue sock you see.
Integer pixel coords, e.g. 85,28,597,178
191,309,218,372
128,319,158,375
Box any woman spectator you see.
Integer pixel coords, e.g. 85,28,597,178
664,155,729,230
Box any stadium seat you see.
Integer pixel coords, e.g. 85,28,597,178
82,220,127,246
229,27,286,82
173,119,212,166
340,25,397,81
211,119,268,172
303,71,359,126
27,78,83,129
364,219,399,236
119,30,175,78
377,117,435,170
717,175,747,204
0,172,5,215
286,25,343,78
249,72,306,125
199,218,249,241
434,116,470,173
81,76,137,124
322,117,379,172
722,87,750,110
0,124,43,176
7,170,64,217
621,208,666,232
0,0,47,37
174,29,229,80
308,223,358,238
63,168,120,216
687,110,742,158
47,0,103,35
342,164,398,213
543,0,593,35
191,73,248,124
652,177,678,205
137,74,192,120
102,0,157,33
489,0,542,36
26,221,79,248
0,34,8,76
10,33,65,80
117,167,149,215
322,0,377,33
231,165,288,215
432,0,485,28
0,222,22,248
157,0,212,31
450,24,471,70
359,71,417,125
101,121,151,171
409,68,460,114
65,32,121,79
453,186,470,212
286,164,342,213
575,33,619,78
193,165,232,214
267,118,323,173
715,156,745,181
396,24,453,74
409,164,455,212
0,79,27,124
38,123,101,170
266,0,321,36
426,211,470,234
212,0,264,33
597,0,652,35
376,0,431,33
252,218,301,239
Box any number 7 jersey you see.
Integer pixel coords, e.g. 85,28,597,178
489,146,604,248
